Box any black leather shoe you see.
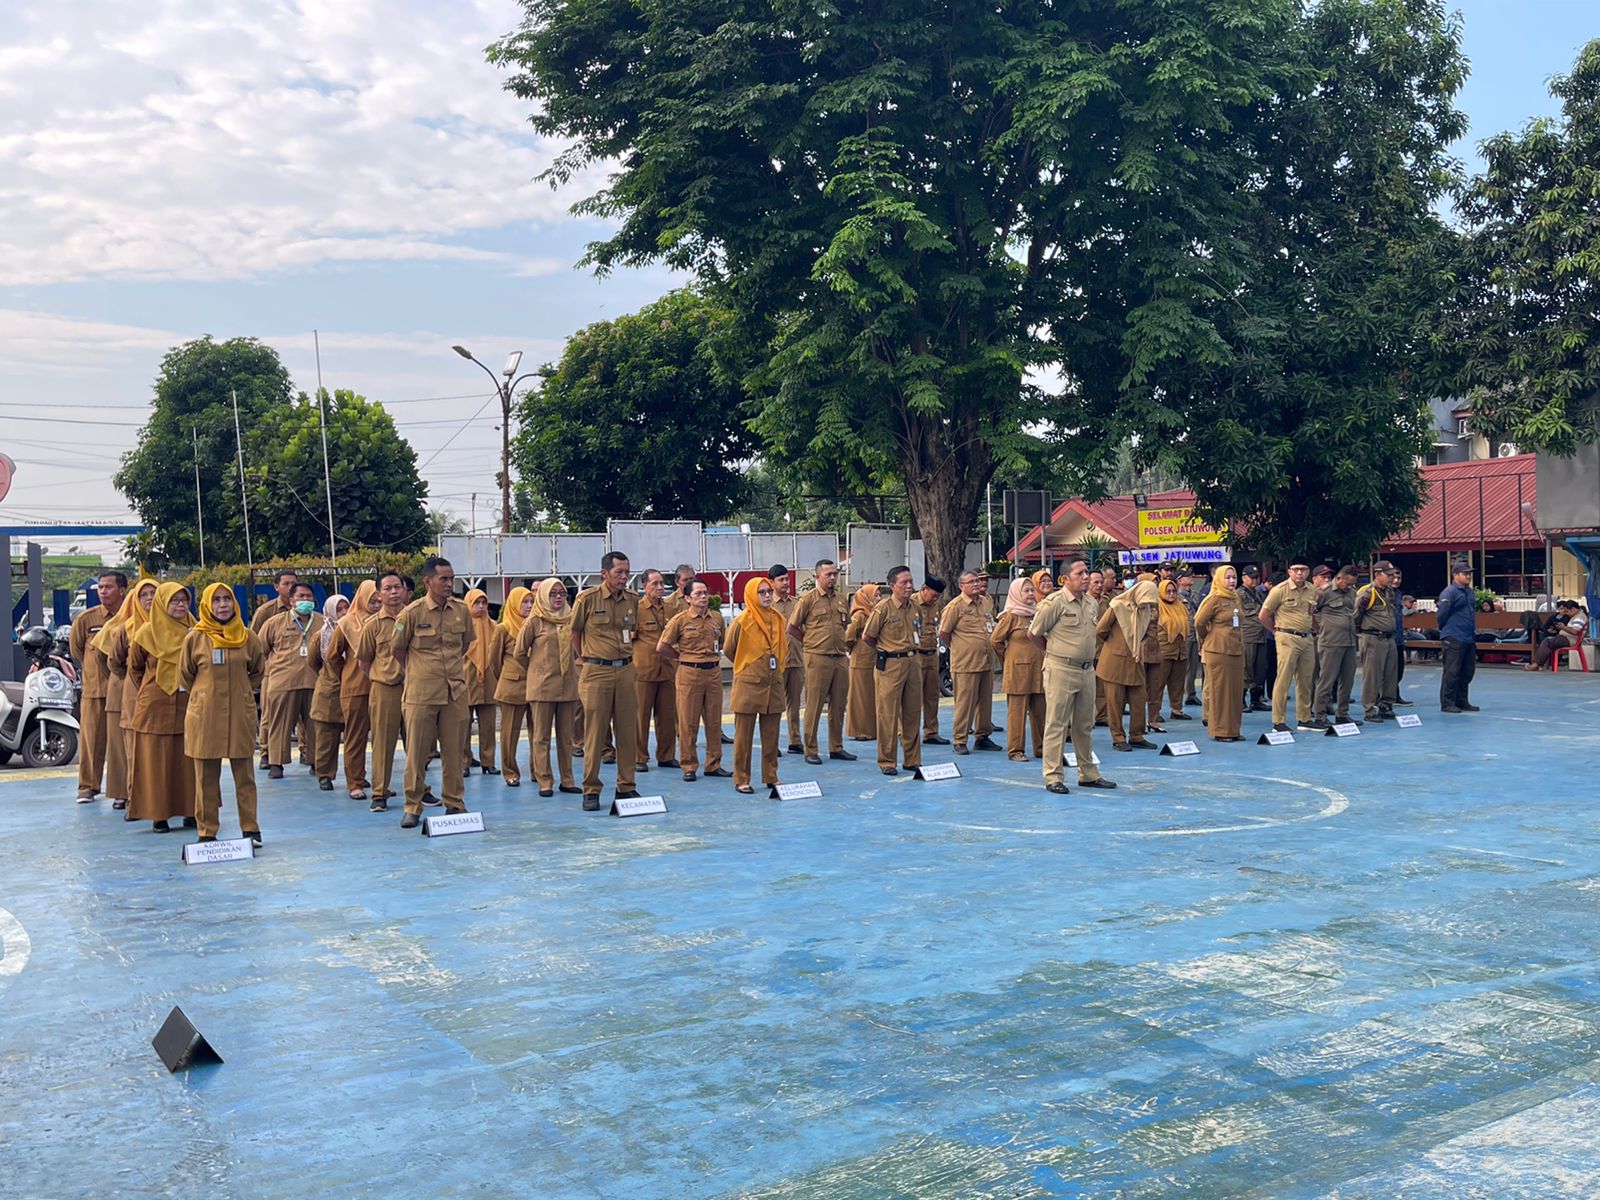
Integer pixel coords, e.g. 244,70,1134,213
721,733,734,744
830,750,858,761
922,734,949,745
1128,739,1159,750
1112,742,1132,752
268,765,284,779
705,767,732,778
1079,778,1118,789
558,785,582,794
787,744,804,755
540,788,554,797
244,829,263,847
152,820,171,833
1460,703,1480,712
1044,782,1069,795
635,762,651,772
614,790,641,801
1169,711,1193,720
1185,695,1202,706
582,795,601,811
954,744,970,755
399,812,420,829
682,771,697,782
182,817,197,828
973,736,1001,752
481,766,501,776
422,790,442,808
1441,705,1463,714
1394,696,1414,707
804,754,823,765
659,758,679,768
319,778,333,791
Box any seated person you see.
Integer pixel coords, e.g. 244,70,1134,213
1526,601,1588,669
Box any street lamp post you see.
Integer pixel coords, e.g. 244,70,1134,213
452,345,539,534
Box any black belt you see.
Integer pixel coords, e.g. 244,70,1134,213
1279,629,1312,637
679,660,719,669
916,649,937,656
1358,631,1391,638
879,650,913,659
809,651,847,658
582,657,631,667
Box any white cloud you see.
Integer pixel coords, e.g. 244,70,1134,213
0,0,598,285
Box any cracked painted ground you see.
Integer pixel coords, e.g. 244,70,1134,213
2,664,1598,1199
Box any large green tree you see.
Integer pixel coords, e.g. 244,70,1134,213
115,336,295,562
249,390,432,556
1132,0,1467,562
511,290,762,529
1444,39,1600,454
491,0,1297,587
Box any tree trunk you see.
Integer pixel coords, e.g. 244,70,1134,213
902,426,993,592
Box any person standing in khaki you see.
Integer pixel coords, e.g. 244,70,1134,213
769,565,806,754
356,572,408,812
180,583,267,844
991,576,1044,761
914,576,947,744
664,564,696,618
1147,578,1191,731
845,583,880,741
251,568,298,767
389,556,475,827
787,558,854,766
258,582,322,780
71,570,126,801
125,582,197,832
462,588,503,776
104,578,158,814
1260,560,1317,732
1355,561,1400,721
633,569,677,771
1031,570,1055,604
1096,579,1160,752
325,580,378,799
571,551,642,810
1193,565,1245,741
940,570,1000,754
658,576,727,782
863,565,922,776
495,586,534,786
1311,565,1360,727
1029,558,1114,794
725,577,787,793
518,578,581,797
307,593,349,790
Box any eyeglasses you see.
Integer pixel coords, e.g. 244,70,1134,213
757,587,773,595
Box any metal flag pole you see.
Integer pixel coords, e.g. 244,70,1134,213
231,387,255,568
192,424,205,568
313,330,338,567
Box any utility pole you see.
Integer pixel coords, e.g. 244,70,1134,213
231,388,254,568
192,425,205,569
452,345,537,533
313,330,338,566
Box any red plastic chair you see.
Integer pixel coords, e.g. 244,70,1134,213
1552,643,1590,672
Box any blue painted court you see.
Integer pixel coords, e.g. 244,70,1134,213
2,665,1598,1198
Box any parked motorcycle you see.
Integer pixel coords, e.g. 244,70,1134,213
1,627,81,768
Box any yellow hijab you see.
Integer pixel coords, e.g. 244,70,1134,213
529,578,573,675
850,583,880,619
194,583,250,650
1210,565,1237,598
734,577,786,675
1157,579,1190,644
464,588,496,678
338,580,379,644
1110,579,1159,653
94,578,159,656
1030,570,1053,599
500,586,532,641
134,581,196,694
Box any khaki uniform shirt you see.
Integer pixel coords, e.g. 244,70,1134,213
1261,579,1315,634
325,622,371,702
258,611,323,692
1095,608,1148,685
664,592,692,620
791,587,850,658
773,595,804,669
356,612,404,686
466,624,507,706
1312,586,1358,648
308,634,344,724
863,594,919,653
70,604,113,699
939,594,996,673
250,595,290,633
105,623,134,714
125,639,190,735
390,595,475,706
179,628,266,759
1194,591,1244,656
724,617,787,713
633,596,675,682
991,611,1043,694
660,608,725,663
1028,589,1097,666
572,584,640,662
913,592,943,654
515,617,580,703
495,629,530,704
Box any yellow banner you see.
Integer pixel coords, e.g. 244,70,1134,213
1136,506,1226,547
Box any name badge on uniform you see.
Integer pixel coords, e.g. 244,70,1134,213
299,644,308,657
1233,611,1240,628
769,655,778,671
622,628,632,645
212,648,225,665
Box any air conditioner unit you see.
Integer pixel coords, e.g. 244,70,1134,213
1496,442,1519,458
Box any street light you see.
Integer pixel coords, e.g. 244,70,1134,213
451,344,539,533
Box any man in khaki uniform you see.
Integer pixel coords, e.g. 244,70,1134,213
769,565,806,753
1030,557,1115,795
357,572,409,812
389,556,475,826
664,564,697,619
1260,559,1317,732
786,558,855,765
939,570,1000,754
657,576,727,782
633,569,677,770
913,576,947,744
251,569,299,766
571,551,642,809
257,581,323,779
70,570,126,801
862,565,922,775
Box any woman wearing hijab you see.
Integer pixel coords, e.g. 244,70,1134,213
1031,570,1055,603
1095,579,1160,751
1146,578,1191,731
517,578,581,798
307,592,349,791
105,578,159,815
462,588,504,776
724,576,787,794
92,579,146,810
991,577,1045,760
845,583,879,741
355,572,408,812
1193,565,1245,741
325,580,378,800
125,581,197,832
494,586,534,787
180,584,267,844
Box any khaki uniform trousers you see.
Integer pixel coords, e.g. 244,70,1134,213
264,688,312,768
846,663,876,740
674,664,722,775
1359,634,1398,713
312,719,342,782
580,662,638,795
530,700,576,791
917,652,941,738
1314,643,1357,721
1095,677,1109,726
873,654,921,771
258,683,310,761
637,676,677,766
1145,659,1183,725
1005,693,1045,758
500,701,529,785
1042,660,1101,787
734,711,781,789
403,696,468,815
342,695,371,791
952,669,995,747
1271,632,1315,724
77,694,107,794
104,703,129,801
464,703,497,771
1202,651,1244,738
782,666,804,747
368,680,404,799
1102,679,1147,745
802,653,849,756
194,757,258,839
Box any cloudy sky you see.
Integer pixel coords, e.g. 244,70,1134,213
0,0,1592,557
